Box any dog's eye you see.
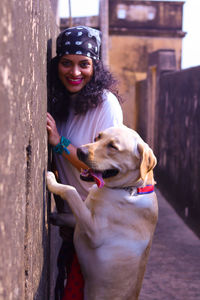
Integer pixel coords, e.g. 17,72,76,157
94,133,102,142
107,142,118,150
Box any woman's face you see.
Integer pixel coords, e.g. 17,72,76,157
58,54,93,93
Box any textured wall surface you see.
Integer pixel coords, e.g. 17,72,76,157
156,67,200,220
0,0,59,299
137,51,200,228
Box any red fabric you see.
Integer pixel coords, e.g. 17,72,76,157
62,253,84,300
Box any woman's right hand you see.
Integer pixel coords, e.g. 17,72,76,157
47,112,61,146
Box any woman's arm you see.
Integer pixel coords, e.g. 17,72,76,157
47,112,88,171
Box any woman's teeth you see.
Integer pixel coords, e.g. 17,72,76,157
69,78,82,82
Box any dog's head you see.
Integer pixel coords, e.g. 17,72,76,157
77,126,157,189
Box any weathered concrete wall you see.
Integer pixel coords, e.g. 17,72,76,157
0,0,59,299
136,50,200,228
156,67,200,221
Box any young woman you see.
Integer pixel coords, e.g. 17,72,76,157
47,26,123,300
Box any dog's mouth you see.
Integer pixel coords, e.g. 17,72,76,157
80,168,119,188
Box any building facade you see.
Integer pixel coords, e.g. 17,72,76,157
109,0,185,128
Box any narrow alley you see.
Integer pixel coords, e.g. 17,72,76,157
140,189,200,300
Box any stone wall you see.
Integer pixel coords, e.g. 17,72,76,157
136,50,200,230
0,0,59,299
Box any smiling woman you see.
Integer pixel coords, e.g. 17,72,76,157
58,55,93,93
47,25,123,299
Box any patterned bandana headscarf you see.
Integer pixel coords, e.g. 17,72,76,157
56,26,101,61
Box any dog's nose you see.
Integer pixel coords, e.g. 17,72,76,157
77,147,89,162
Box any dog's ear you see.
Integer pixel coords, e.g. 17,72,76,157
137,143,157,183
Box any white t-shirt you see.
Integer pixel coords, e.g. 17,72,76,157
54,90,123,201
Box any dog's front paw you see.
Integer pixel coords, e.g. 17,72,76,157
46,171,57,190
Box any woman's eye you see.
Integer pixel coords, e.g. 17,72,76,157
108,142,118,150
80,62,90,68
60,61,71,67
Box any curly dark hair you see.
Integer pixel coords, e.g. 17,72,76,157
49,56,122,121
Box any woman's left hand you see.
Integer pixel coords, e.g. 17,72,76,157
47,112,60,146
47,112,88,171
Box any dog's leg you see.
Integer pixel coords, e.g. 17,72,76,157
49,212,76,227
47,172,95,238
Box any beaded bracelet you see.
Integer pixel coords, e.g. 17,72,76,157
52,136,71,155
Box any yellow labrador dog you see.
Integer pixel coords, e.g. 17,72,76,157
47,125,158,300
